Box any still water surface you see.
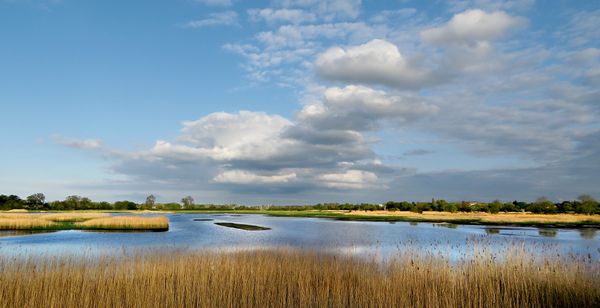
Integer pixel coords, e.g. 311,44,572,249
1,214,599,260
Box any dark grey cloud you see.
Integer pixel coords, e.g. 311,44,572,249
389,132,600,201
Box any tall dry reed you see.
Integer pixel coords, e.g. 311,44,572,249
0,248,597,308
76,215,169,230
0,217,56,229
40,212,110,222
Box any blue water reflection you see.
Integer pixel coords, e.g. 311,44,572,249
0,214,598,261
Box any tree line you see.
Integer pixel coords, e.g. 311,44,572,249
0,193,598,214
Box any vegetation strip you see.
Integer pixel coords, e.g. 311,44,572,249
0,213,169,231
215,222,271,231
0,248,598,307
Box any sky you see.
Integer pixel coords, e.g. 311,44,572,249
1,0,599,204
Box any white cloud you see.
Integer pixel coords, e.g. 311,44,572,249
557,9,600,47
56,2,600,202
421,9,525,46
314,39,439,89
447,0,535,13
163,111,293,161
370,8,417,23
226,21,387,84
317,170,378,189
248,8,316,24
184,11,238,28
303,85,437,124
213,170,297,184
55,137,103,150
274,0,362,21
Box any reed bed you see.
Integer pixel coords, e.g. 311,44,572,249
0,213,168,230
0,212,109,222
0,217,56,230
0,213,36,220
0,247,597,308
40,212,110,222
5,209,28,212
338,210,600,224
76,215,169,230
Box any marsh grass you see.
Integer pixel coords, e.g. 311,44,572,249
41,212,110,222
256,210,600,226
0,217,57,230
341,210,600,225
0,247,597,308
0,213,168,231
5,209,28,213
76,216,169,231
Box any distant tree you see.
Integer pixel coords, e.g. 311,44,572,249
64,195,82,210
435,199,448,212
26,193,46,209
500,202,516,212
488,200,501,214
114,200,138,210
145,194,156,209
576,195,598,215
527,197,557,214
442,202,458,213
181,196,194,209
459,202,472,212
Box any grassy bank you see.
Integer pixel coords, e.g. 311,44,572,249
0,213,168,231
0,248,597,307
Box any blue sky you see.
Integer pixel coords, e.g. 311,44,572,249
1,0,599,204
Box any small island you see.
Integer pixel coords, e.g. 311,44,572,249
0,212,169,231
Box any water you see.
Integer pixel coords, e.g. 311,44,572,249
1,213,599,261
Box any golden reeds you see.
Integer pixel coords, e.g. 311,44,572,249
0,213,168,230
0,217,56,230
0,212,109,222
339,210,600,224
0,248,597,308
40,212,110,222
76,215,169,230
5,209,28,212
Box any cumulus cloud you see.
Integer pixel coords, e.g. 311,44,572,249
421,9,525,46
213,170,297,184
184,11,238,28
62,84,437,195
317,170,378,189
315,39,440,89
298,85,438,131
173,111,293,161
58,2,600,202
225,21,387,84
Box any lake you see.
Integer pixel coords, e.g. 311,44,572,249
1,213,599,261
